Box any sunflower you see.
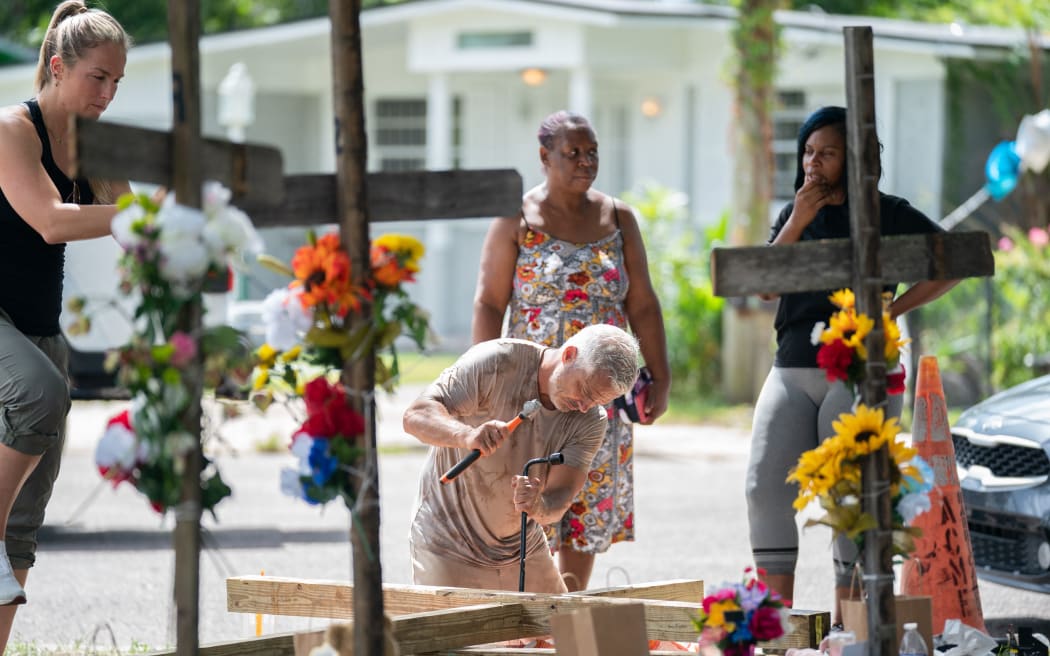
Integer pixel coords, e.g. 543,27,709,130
829,288,855,310
830,403,900,456
883,312,911,363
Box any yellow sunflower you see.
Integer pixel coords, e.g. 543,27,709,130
882,312,911,363
829,288,855,310
830,404,900,457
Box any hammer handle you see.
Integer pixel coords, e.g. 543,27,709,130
439,414,526,484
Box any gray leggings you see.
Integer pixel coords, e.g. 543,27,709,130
0,310,71,570
746,367,901,587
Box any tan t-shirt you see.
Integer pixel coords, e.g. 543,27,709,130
409,339,606,567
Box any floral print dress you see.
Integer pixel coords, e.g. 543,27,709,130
506,224,634,553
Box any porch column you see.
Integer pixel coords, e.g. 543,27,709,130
424,72,454,342
568,67,592,118
426,73,452,169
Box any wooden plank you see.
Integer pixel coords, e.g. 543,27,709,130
421,647,701,655
392,603,528,653
240,170,523,226
146,633,296,656
227,575,354,619
710,231,994,297
73,119,285,205
572,579,702,602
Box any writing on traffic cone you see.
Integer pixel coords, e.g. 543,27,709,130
901,356,986,634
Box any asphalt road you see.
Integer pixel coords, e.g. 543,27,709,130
6,392,1049,653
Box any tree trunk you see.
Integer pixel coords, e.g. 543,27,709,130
721,0,780,403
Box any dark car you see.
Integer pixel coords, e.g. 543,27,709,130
952,374,1050,593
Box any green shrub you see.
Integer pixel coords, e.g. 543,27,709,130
624,183,726,398
918,224,1050,393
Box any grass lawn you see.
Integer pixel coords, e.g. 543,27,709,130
393,350,458,385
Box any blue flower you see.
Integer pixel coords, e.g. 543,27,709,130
308,439,338,486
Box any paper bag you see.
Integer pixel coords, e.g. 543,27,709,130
841,595,933,651
550,603,649,656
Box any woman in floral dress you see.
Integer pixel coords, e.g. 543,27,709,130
473,110,670,591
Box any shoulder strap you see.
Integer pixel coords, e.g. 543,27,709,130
23,100,54,158
611,198,622,229
519,206,534,230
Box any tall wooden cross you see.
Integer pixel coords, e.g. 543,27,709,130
711,27,994,656
72,1,520,652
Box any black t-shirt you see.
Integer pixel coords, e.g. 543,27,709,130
770,193,943,368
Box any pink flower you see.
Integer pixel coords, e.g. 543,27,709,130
169,331,198,368
997,236,1014,252
1029,227,1049,247
749,605,785,641
702,587,738,614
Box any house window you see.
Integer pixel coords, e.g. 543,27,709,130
457,31,532,49
375,98,427,172
773,90,808,201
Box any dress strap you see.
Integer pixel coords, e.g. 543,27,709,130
612,198,622,229
519,206,535,230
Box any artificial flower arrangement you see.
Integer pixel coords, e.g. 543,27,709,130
810,288,909,397
693,567,789,656
787,404,934,557
251,230,429,509
82,182,261,515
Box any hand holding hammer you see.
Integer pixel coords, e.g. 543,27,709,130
440,399,541,484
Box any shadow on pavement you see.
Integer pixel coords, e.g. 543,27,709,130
37,525,349,550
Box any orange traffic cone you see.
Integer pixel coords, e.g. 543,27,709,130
901,356,987,634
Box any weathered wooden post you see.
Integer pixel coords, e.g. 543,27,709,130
844,26,896,656
328,1,385,653
167,1,205,654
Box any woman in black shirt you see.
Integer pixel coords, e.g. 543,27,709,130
745,106,958,623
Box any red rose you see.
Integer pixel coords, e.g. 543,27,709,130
301,378,365,439
816,340,853,382
887,367,906,395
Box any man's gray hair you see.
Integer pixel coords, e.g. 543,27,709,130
564,324,640,396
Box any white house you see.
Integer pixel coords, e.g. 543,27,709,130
0,0,1040,350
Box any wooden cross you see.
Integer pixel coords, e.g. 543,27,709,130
710,27,994,656
217,575,828,655
72,2,520,652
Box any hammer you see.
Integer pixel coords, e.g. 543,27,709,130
439,398,542,484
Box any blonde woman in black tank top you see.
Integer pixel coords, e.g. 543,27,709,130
0,2,130,647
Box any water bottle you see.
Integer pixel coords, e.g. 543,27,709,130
899,622,928,656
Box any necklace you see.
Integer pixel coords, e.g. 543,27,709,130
46,124,65,146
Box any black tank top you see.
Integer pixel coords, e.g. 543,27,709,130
0,99,94,336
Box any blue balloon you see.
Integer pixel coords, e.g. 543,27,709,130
985,140,1021,200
